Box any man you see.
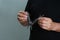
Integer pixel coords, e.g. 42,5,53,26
17,0,60,40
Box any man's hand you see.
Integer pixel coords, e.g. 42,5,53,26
38,17,55,31
17,11,28,26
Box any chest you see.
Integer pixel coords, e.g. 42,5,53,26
30,0,60,22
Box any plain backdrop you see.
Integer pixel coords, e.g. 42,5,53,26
0,0,30,40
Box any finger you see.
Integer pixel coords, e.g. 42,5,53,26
42,17,52,21
42,23,50,26
38,21,51,27
38,18,52,24
39,22,48,26
18,11,28,15
17,13,28,18
38,18,49,24
38,17,51,21
40,24,50,30
38,17,46,22
18,17,27,20
17,17,27,21
42,26,49,30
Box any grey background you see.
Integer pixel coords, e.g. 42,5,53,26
0,0,30,40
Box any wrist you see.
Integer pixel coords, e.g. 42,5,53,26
20,21,28,26
51,22,57,31
51,22,60,32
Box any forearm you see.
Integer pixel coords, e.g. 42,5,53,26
52,22,60,32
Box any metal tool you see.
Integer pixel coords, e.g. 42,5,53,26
26,8,47,29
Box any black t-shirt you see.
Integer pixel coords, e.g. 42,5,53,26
25,0,60,40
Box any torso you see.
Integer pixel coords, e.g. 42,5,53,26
26,0,60,40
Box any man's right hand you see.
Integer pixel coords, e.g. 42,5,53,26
17,11,28,26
